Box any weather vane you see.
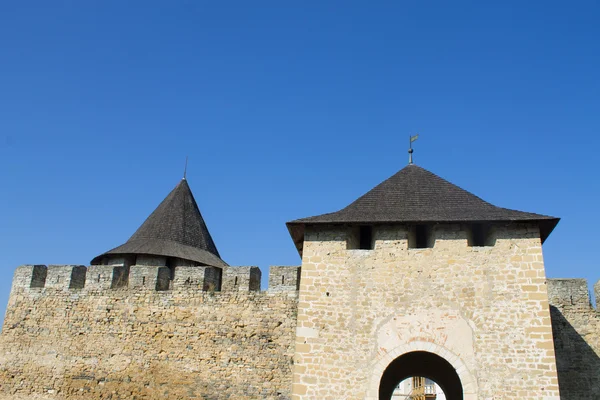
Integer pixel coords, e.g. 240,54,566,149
408,134,419,164
183,156,188,180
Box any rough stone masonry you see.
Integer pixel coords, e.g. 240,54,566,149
0,164,598,399
0,264,300,400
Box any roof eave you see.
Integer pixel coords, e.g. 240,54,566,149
286,217,560,256
91,239,229,268
539,217,560,244
285,222,305,258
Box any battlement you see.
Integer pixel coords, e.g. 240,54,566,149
11,264,301,293
222,266,262,291
547,278,600,310
1,265,301,400
269,266,301,292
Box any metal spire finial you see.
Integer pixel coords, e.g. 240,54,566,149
183,156,188,180
409,134,419,164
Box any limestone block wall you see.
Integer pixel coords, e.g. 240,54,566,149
45,265,87,290
3,249,598,400
291,223,560,400
0,264,299,400
222,266,261,291
11,264,47,288
547,279,600,399
171,266,218,291
129,265,162,289
99,255,209,269
136,255,167,266
268,266,301,292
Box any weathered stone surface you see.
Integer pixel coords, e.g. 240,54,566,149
547,279,600,399
291,223,561,399
268,266,301,292
0,227,598,399
0,265,299,399
222,266,261,291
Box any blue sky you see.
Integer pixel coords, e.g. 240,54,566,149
0,1,599,317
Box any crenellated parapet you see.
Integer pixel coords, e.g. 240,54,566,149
10,264,301,294
546,278,600,397
12,265,48,291
222,266,261,291
268,266,301,292
1,264,300,400
547,278,597,310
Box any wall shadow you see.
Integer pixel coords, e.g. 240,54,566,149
550,305,600,399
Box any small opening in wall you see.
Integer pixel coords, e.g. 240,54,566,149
142,276,146,285
111,266,129,289
468,223,490,247
358,225,374,250
347,225,375,250
234,276,238,286
155,267,171,291
125,255,136,268
166,258,176,280
215,268,223,291
69,266,86,289
281,275,285,285
30,266,47,288
295,267,301,290
409,225,432,249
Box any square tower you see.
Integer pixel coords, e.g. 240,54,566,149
287,164,560,400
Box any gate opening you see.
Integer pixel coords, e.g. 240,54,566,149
379,351,463,400
392,376,446,399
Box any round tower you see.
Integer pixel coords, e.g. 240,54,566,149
91,178,226,269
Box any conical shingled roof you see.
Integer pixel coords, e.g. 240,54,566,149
91,179,226,267
287,164,558,252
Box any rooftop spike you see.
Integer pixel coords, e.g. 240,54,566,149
183,156,188,180
409,134,419,165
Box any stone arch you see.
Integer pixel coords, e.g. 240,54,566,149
365,341,477,400
379,351,462,399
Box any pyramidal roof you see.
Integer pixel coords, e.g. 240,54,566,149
287,164,558,252
91,179,226,267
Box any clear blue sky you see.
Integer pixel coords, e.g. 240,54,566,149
1,1,599,318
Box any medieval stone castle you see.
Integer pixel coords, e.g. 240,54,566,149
0,163,598,399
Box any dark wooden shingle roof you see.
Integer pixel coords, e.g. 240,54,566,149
287,164,558,252
91,179,226,267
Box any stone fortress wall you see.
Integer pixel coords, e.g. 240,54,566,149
0,245,598,399
546,278,600,399
0,264,300,400
290,222,600,400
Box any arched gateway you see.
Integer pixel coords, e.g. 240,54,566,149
379,351,462,400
